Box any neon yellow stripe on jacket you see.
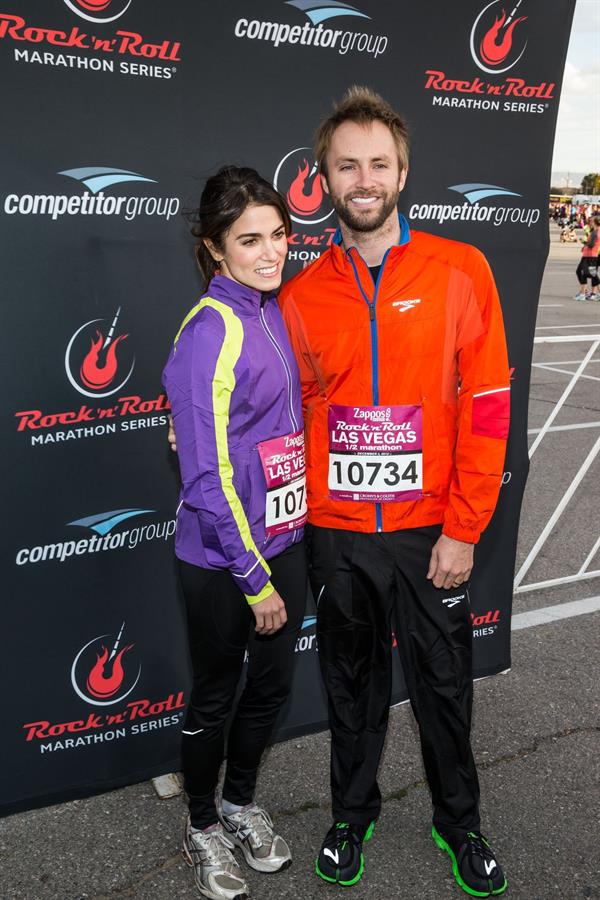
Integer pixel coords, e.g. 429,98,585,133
173,297,271,602
173,298,205,348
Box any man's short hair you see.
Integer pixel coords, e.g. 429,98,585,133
314,85,410,177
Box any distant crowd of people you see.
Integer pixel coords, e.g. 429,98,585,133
548,202,600,301
549,201,600,229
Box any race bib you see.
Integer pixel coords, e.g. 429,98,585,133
258,429,307,537
328,404,423,502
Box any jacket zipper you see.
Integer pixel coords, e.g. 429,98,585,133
259,300,301,543
347,249,391,533
259,301,299,432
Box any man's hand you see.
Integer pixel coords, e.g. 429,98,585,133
427,534,474,590
168,415,177,453
251,588,287,635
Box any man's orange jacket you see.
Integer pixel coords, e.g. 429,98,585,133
278,219,510,543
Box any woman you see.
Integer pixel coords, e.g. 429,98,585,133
163,166,308,900
574,214,600,300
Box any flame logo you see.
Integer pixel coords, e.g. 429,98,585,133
71,622,142,707
86,643,134,699
65,307,135,399
63,0,133,22
479,8,527,66
287,160,323,217
80,329,128,390
470,0,528,74
274,147,334,225
76,0,112,10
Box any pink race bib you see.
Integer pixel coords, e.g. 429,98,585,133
258,430,307,537
328,404,423,502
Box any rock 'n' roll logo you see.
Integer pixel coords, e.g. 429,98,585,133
65,307,135,398
62,0,134,23
470,0,528,74
71,622,142,706
274,148,334,226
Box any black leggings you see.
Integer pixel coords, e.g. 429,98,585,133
576,257,599,286
179,541,307,829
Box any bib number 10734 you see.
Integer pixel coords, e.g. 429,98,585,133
328,404,423,503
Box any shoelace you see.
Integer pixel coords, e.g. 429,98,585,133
466,832,493,862
230,806,274,849
191,828,237,867
327,821,354,849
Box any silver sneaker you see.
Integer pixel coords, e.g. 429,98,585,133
218,801,292,874
182,816,249,900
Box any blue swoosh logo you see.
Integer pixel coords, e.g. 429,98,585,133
286,0,370,24
67,508,154,536
58,167,156,195
448,183,522,204
301,616,317,630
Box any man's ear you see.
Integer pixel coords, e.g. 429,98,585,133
398,167,408,193
320,171,330,197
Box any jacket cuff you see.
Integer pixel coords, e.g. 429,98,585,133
442,521,481,544
245,580,274,606
231,549,271,598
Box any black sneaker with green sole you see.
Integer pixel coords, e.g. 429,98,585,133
315,820,375,886
432,827,508,897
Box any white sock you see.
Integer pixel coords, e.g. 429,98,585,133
190,822,219,834
222,798,247,816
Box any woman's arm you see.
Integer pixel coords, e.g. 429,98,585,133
175,300,274,606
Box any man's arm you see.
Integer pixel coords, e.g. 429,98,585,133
278,286,323,414
429,249,510,586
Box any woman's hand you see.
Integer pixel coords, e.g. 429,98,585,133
251,589,287,635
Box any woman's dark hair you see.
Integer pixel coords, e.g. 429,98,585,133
189,166,291,287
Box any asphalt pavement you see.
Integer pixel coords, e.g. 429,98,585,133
2,226,599,900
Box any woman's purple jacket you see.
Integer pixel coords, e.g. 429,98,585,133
162,275,304,604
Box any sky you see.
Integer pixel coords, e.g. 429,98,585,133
551,0,600,184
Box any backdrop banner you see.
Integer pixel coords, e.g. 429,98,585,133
1,0,575,815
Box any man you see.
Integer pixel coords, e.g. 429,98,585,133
277,87,509,897
170,87,510,897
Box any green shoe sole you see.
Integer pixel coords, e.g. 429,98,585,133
314,821,375,886
431,827,508,898
315,855,365,886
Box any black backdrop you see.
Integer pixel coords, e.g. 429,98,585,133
1,0,574,815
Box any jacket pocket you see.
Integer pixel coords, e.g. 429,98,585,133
421,398,443,498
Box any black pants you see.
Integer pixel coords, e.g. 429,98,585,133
308,524,480,839
576,257,599,286
179,541,307,829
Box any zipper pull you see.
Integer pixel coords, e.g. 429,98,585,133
369,304,376,321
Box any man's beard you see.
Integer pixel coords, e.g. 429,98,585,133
330,189,399,233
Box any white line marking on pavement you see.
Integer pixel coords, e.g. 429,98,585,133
528,421,600,434
511,596,600,631
536,324,600,330
532,359,600,365
534,335,600,343
538,304,563,307
533,363,600,381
